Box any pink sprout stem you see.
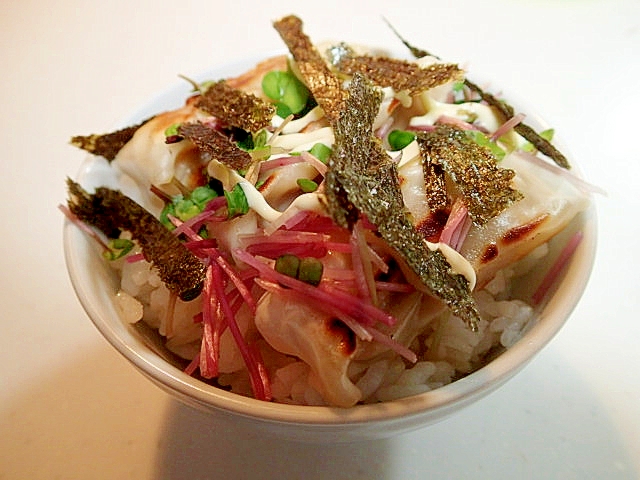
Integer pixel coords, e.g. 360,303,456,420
210,262,270,401
531,231,584,306
235,249,397,327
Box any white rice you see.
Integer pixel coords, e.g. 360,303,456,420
111,236,542,406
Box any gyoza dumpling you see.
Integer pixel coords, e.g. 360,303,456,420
459,151,590,288
254,291,362,407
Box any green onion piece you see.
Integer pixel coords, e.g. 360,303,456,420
238,129,271,159
224,183,249,218
253,129,268,148
164,123,181,137
103,238,135,261
262,70,310,118
308,143,332,163
297,178,318,193
175,199,200,221
198,225,209,239
452,81,465,92
190,185,218,210
387,130,416,151
236,130,254,151
275,254,300,279
160,201,178,230
298,257,323,286
465,130,506,161
249,145,272,161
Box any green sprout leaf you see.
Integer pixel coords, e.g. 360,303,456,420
387,130,416,151
308,142,332,164
164,123,181,137
262,70,310,118
103,238,135,261
297,178,318,193
190,185,218,210
224,183,249,218
465,130,506,161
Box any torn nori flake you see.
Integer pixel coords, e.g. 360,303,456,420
382,18,435,60
463,80,571,169
325,73,480,330
273,15,348,123
178,121,253,172
70,119,149,161
197,80,276,132
337,56,463,95
417,125,523,225
423,155,448,211
385,22,571,169
66,179,206,301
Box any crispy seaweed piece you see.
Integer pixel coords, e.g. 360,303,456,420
325,73,480,330
417,125,523,225
385,21,571,169
197,80,276,132
70,119,149,161
463,80,570,169
273,15,348,123
66,179,206,301
382,18,434,60
423,156,448,211
178,122,252,172
336,56,463,95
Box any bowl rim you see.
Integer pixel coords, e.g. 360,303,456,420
62,49,598,427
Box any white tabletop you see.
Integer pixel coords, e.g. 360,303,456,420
2,1,638,478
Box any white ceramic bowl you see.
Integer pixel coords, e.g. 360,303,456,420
63,54,597,442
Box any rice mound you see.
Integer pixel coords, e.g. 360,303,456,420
110,235,545,406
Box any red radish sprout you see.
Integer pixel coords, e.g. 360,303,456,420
436,115,481,131
210,262,271,401
125,252,145,263
300,151,328,176
364,326,417,363
254,278,374,342
259,155,304,173
531,231,583,306
350,221,377,304
490,112,525,141
518,150,606,196
439,198,469,250
406,124,436,132
199,263,221,379
163,291,178,338
59,204,111,251
235,249,397,327
246,241,328,258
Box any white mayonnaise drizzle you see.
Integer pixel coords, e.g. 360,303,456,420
412,96,502,131
425,241,477,291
